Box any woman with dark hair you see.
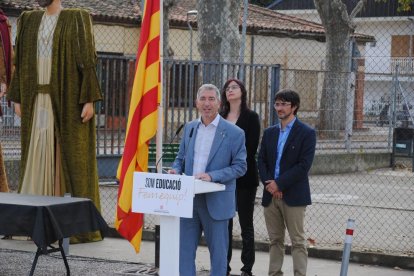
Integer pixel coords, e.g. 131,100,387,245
220,79,260,276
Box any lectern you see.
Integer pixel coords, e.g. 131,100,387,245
132,172,225,276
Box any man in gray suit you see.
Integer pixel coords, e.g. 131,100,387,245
169,83,247,276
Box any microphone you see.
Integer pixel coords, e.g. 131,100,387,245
175,124,185,137
155,124,184,172
189,127,194,138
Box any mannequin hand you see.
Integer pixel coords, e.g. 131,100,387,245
14,103,21,117
81,102,94,123
0,83,6,97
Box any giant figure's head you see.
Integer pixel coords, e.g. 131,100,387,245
37,0,54,8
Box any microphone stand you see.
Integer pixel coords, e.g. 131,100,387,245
155,124,184,173
181,127,194,172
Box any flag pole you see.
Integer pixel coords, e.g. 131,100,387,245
155,0,164,270
158,3,181,273
156,0,164,173
115,0,162,253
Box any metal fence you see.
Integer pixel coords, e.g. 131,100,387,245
1,1,414,257
2,56,413,256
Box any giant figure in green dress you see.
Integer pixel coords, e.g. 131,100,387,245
7,0,102,243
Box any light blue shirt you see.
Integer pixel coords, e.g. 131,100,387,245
274,117,296,178
193,114,220,175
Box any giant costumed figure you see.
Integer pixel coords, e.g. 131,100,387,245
7,0,103,243
0,8,12,193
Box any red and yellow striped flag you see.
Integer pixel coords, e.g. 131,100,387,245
115,0,161,253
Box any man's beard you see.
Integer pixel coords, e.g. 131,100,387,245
37,0,54,8
277,110,293,120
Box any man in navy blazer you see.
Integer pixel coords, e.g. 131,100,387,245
169,84,247,276
258,89,316,276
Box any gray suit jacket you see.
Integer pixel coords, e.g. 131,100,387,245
172,116,247,220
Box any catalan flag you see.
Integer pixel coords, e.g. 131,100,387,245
115,0,160,253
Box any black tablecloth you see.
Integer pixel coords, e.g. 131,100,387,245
0,193,108,251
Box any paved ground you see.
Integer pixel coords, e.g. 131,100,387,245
1,237,413,276
99,167,414,256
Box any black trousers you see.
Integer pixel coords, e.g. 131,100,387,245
227,187,257,274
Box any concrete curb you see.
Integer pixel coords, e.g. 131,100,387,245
106,228,414,271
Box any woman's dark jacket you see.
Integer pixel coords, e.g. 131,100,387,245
235,109,261,189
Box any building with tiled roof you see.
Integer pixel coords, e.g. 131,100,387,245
0,0,376,130
0,0,374,143
1,0,373,42
1,0,374,67
1,0,141,25
170,0,373,42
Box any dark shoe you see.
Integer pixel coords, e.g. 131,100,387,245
240,271,253,276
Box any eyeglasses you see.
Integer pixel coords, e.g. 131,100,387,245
274,102,291,108
225,85,240,92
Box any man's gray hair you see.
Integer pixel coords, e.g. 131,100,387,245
197,84,221,101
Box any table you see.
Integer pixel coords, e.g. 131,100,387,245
0,193,108,275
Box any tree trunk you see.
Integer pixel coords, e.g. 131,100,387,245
197,0,241,83
319,25,350,138
163,0,179,58
314,0,365,139
197,0,240,62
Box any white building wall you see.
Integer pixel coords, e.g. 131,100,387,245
253,35,325,69
94,24,139,55
356,19,414,75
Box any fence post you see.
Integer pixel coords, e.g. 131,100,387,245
340,218,355,276
155,225,160,268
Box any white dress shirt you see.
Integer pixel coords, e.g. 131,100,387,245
192,114,220,175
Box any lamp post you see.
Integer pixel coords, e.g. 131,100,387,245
186,10,197,120
239,0,248,81
186,10,198,62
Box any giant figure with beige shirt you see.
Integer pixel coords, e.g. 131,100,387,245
7,0,102,243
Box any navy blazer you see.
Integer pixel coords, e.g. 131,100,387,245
258,119,316,207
